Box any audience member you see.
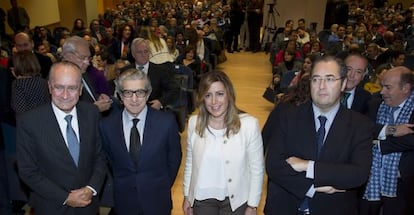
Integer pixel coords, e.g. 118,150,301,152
7,0,30,33
183,70,264,215
247,0,263,53
10,51,49,114
13,32,53,79
121,38,179,110
342,53,372,114
61,36,112,113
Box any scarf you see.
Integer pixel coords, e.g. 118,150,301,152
364,90,414,200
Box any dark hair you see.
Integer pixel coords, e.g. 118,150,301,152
278,73,311,106
311,55,347,79
12,51,41,77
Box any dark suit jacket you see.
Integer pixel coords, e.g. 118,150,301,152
367,97,414,212
16,102,107,215
350,86,372,114
121,63,180,107
263,102,374,215
99,107,182,215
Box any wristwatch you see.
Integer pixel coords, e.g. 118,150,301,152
387,125,396,136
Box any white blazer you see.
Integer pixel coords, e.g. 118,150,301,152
183,113,264,211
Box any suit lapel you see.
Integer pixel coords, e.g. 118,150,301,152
321,107,350,157
142,107,155,152
46,105,78,168
298,104,318,159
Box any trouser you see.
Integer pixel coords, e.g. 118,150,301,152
193,197,247,215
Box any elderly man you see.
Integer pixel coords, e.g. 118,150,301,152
342,53,372,114
99,69,181,214
264,55,374,215
16,61,107,214
361,66,414,215
121,38,179,110
61,36,112,113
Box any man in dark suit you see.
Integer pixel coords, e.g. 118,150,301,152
99,68,182,214
263,55,374,215
342,53,372,114
16,61,107,214
360,66,414,215
121,38,179,110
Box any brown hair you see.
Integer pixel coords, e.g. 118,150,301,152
196,70,241,138
12,51,41,77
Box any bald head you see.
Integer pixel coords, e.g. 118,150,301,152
14,32,33,52
381,66,413,107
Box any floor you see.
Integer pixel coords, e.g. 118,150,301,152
24,49,275,215
168,50,274,215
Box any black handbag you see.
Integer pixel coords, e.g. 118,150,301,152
262,81,276,103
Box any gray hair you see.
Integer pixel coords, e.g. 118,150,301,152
61,36,89,59
115,68,152,94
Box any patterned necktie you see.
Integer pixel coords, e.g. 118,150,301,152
317,115,327,157
130,118,141,167
64,115,79,166
340,92,351,108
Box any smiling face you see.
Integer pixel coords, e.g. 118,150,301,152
311,60,346,113
121,79,150,116
345,55,367,91
48,63,83,113
203,81,229,120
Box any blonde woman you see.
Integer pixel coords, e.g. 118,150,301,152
183,70,264,215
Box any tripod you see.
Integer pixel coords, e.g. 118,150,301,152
262,3,279,53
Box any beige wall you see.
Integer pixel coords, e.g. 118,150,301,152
263,0,327,32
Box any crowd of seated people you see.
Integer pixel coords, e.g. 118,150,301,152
267,1,414,102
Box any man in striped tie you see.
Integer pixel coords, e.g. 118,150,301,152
16,61,107,214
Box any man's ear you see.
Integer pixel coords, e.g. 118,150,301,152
341,78,348,92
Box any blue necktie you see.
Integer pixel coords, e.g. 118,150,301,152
298,115,327,214
317,116,327,157
64,115,79,166
130,118,141,167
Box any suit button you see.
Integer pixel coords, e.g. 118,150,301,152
230,195,234,199
228,178,232,182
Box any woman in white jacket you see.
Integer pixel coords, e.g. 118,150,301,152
183,70,264,215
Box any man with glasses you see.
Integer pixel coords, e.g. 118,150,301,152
61,36,112,113
121,38,179,110
16,61,107,214
263,55,374,215
99,68,181,215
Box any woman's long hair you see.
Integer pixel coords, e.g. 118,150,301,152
195,70,241,138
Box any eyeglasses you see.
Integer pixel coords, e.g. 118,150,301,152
310,76,342,84
52,85,80,94
71,51,91,62
121,89,148,98
135,50,150,55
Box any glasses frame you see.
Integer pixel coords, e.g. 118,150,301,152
310,76,343,85
121,89,149,98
